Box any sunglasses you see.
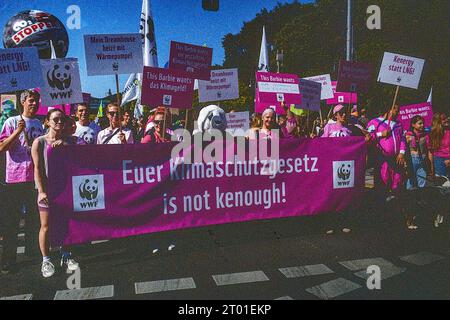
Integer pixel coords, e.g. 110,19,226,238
51,117,66,124
337,111,346,116
108,112,120,117
78,109,89,114
154,120,164,125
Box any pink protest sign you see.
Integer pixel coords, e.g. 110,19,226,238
326,81,358,105
399,102,433,129
336,60,374,93
48,138,366,246
169,41,213,80
255,88,286,115
256,72,301,107
141,66,195,109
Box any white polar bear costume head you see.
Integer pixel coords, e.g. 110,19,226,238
193,105,227,134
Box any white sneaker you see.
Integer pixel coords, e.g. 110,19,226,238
152,248,159,254
386,195,396,202
41,260,55,278
342,228,352,234
61,257,79,271
326,229,334,235
168,244,176,251
438,215,444,224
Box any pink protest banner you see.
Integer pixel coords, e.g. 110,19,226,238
326,81,358,105
169,41,213,80
141,66,195,109
48,137,366,246
255,88,286,115
399,102,433,130
336,60,374,93
256,72,301,107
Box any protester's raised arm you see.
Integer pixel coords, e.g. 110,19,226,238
0,119,26,152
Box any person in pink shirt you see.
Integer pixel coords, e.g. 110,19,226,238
321,105,353,138
367,104,407,203
429,112,450,178
0,89,43,274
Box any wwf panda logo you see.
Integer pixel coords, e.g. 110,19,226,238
79,179,98,200
337,164,352,181
47,64,72,90
80,130,95,144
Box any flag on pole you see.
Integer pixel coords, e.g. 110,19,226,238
50,40,57,59
121,0,159,119
258,26,269,72
97,100,103,118
427,87,432,104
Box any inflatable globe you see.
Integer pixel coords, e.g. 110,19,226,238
3,10,69,59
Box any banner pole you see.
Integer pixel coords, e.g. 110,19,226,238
185,109,189,131
388,85,400,126
162,108,167,140
115,74,122,132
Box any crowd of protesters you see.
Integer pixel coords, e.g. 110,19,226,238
0,88,448,277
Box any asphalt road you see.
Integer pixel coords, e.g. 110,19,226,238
0,197,448,300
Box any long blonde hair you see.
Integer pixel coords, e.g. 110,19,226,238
430,113,444,151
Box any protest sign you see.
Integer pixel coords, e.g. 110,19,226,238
336,60,374,93
198,68,239,103
40,58,83,107
0,47,43,93
84,33,143,76
326,81,358,105
377,52,425,89
399,102,433,130
303,74,334,100
169,41,213,80
48,137,366,246
141,66,195,109
256,72,301,106
1,94,17,112
226,111,249,136
297,79,321,111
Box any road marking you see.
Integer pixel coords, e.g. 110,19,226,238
339,258,394,271
306,278,362,300
16,246,25,254
54,285,114,300
135,277,196,295
91,240,109,244
354,264,406,280
0,294,33,300
212,271,269,286
279,264,334,278
274,296,294,300
399,252,445,266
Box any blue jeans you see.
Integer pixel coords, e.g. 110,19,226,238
434,156,450,178
407,155,427,190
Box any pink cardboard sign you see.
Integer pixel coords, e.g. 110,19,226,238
256,72,301,107
326,81,358,105
336,60,374,93
141,67,195,109
169,41,213,80
399,102,433,130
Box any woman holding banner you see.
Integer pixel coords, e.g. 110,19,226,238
31,109,79,278
404,115,431,230
142,107,172,143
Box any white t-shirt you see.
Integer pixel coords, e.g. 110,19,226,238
97,127,134,145
74,122,101,145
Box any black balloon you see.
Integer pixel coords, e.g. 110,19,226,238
3,10,69,59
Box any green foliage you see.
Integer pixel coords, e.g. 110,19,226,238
221,0,449,115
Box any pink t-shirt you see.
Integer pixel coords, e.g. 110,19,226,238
321,122,352,138
0,115,44,184
433,129,450,159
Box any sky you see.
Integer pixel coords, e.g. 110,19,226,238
0,0,311,98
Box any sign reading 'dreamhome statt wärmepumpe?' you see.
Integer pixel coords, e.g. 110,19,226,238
198,68,239,103
0,47,43,94
84,33,143,76
377,52,425,89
